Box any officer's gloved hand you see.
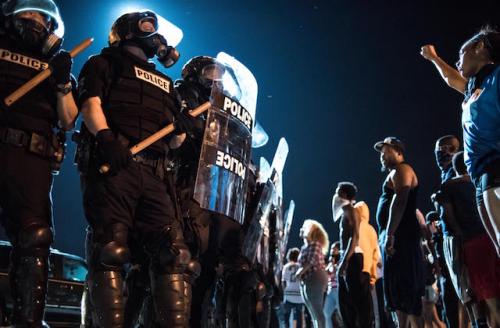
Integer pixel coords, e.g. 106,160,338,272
174,111,197,138
96,129,132,173
49,50,72,85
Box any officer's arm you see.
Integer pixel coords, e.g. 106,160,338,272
81,96,110,135
56,85,78,130
78,56,110,135
420,44,467,95
386,164,413,236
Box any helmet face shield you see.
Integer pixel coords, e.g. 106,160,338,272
152,11,182,47
2,0,64,38
110,9,183,48
201,64,225,82
137,16,157,35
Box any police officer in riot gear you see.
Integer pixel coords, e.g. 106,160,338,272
76,10,193,328
0,0,78,326
174,56,260,327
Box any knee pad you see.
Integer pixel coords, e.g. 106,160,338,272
155,243,192,274
185,259,201,283
15,224,53,256
100,241,130,269
256,282,267,300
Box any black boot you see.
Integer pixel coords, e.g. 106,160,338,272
87,270,125,328
150,273,192,327
10,253,49,328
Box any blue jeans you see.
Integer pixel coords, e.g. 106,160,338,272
279,301,304,328
300,270,328,328
323,287,339,328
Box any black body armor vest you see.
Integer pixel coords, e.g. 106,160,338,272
99,47,180,155
0,35,57,135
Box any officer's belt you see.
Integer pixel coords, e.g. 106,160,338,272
132,152,164,169
0,126,53,157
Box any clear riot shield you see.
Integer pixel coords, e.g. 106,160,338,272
271,203,284,284
283,200,295,253
242,177,275,264
193,52,257,224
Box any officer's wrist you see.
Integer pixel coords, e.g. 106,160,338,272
96,129,115,143
56,82,72,95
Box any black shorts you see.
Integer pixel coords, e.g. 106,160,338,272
474,158,500,206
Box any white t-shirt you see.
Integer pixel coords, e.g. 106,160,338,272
281,262,304,304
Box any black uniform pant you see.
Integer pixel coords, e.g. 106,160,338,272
83,160,177,237
0,143,53,232
184,197,248,328
83,160,191,327
338,253,373,328
0,143,53,327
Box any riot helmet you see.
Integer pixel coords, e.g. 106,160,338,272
181,55,226,90
109,10,182,68
2,0,64,55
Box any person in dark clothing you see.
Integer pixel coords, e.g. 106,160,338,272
333,182,373,328
435,135,461,183
0,0,78,326
437,151,500,327
174,56,254,327
76,10,195,327
374,137,425,328
433,135,467,328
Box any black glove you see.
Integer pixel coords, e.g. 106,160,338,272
96,129,131,173
173,110,198,138
49,50,72,85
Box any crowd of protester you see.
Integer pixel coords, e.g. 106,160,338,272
277,26,500,328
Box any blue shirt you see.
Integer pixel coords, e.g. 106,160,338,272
462,65,500,180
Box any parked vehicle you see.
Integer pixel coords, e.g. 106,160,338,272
0,240,86,327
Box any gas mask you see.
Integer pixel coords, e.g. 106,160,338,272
2,0,65,56
332,194,351,222
11,17,61,55
109,10,182,68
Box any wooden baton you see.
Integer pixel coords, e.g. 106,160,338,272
4,38,94,107
99,101,211,174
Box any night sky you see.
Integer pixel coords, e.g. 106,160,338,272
21,0,500,256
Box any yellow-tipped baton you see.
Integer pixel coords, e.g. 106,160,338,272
99,101,212,174
4,37,94,107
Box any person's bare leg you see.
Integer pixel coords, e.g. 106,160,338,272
484,188,500,256
396,310,409,328
421,301,433,327
430,304,446,328
457,302,469,328
477,204,500,257
484,298,500,327
408,314,424,328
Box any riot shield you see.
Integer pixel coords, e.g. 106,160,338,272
282,200,295,253
193,52,257,224
270,203,284,284
242,173,275,264
252,121,268,148
242,138,289,264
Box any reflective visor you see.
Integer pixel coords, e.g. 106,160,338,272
137,16,157,34
122,8,183,47
201,64,225,81
3,0,64,37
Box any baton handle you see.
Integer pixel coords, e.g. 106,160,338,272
99,101,211,174
4,38,94,107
